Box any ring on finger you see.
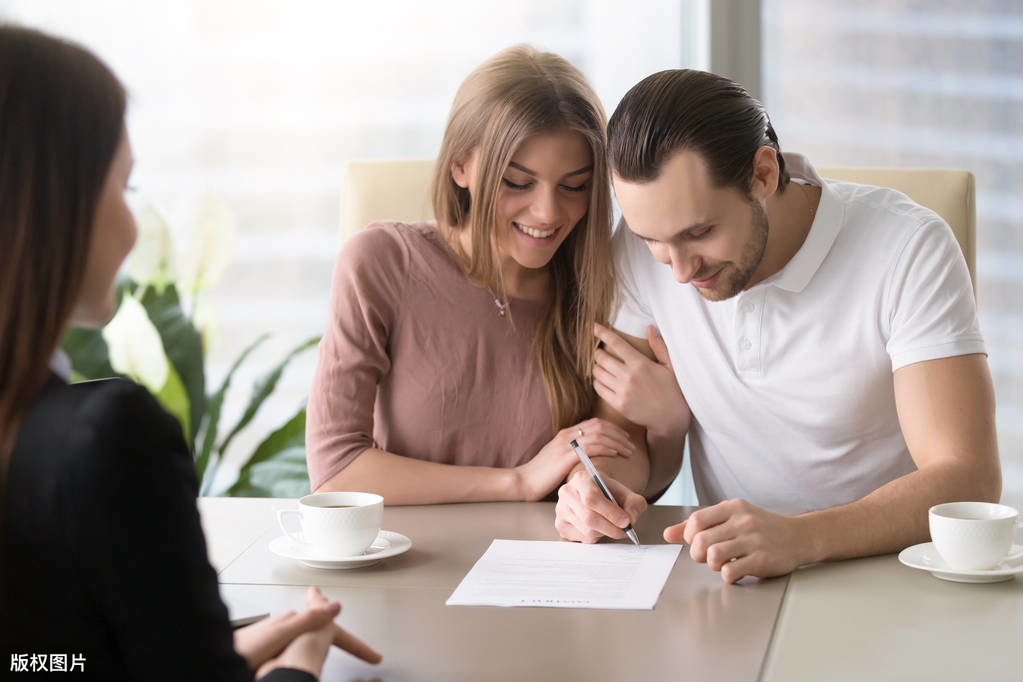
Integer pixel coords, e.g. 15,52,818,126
577,428,584,437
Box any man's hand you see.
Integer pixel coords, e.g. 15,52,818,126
555,469,647,543
664,499,813,583
593,323,690,437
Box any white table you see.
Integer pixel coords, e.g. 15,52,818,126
199,498,1023,681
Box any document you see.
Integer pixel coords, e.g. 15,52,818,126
446,539,682,610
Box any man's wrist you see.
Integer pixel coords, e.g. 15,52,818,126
646,418,687,446
791,512,827,565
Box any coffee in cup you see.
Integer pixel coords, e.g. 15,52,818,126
928,501,1021,570
277,492,383,557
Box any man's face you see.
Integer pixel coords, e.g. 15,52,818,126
613,150,768,302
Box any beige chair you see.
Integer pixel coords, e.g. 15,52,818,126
340,160,435,243
339,160,976,286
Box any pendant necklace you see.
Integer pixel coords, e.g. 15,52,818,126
487,287,508,317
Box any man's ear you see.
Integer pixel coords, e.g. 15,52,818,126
450,149,478,190
750,146,780,200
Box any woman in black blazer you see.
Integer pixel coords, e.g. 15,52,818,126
0,25,380,681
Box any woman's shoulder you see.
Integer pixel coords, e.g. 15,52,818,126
342,220,447,262
17,376,187,477
334,220,459,294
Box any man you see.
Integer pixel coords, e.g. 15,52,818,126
554,69,1001,583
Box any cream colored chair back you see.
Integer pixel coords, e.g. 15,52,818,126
819,168,976,286
339,161,977,287
340,160,435,243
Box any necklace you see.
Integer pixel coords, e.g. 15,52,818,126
486,287,508,317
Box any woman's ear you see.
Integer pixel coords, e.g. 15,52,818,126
450,148,479,190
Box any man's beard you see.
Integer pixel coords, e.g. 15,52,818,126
697,199,769,302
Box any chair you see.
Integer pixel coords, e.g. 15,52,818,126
340,160,435,243
339,160,976,287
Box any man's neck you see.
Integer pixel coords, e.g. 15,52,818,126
751,181,820,287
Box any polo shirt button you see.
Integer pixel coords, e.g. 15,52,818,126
739,337,752,351
741,301,755,313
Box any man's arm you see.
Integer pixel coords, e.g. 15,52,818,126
802,352,1000,560
670,353,1000,582
555,324,689,543
587,324,689,498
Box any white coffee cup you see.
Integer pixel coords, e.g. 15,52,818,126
928,501,1022,570
277,492,383,557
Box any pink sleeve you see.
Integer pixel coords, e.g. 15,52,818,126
305,223,408,490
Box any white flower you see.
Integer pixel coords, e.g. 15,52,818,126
102,295,169,391
125,204,175,289
178,193,237,294
192,297,222,353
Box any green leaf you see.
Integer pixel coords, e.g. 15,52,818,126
195,333,270,494
140,283,205,446
216,335,320,458
225,408,311,498
61,327,116,379
153,361,190,443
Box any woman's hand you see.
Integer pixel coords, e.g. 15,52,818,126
514,417,635,501
593,324,691,438
235,586,381,679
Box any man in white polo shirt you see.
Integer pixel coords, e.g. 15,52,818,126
553,69,1001,583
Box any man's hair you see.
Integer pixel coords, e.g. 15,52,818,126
608,69,790,194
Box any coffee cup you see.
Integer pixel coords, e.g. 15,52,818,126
928,501,1022,570
277,492,383,557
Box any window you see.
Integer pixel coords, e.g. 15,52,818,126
763,0,1023,507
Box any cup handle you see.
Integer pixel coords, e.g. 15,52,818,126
276,509,310,545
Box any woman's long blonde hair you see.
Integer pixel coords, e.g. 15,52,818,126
432,45,615,432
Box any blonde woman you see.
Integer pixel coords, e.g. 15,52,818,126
307,45,641,505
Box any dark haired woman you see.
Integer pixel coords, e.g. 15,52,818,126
0,25,379,680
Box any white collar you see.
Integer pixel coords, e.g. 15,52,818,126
764,153,845,294
49,348,72,381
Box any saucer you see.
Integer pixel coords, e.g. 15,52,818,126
898,542,1023,583
269,530,412,569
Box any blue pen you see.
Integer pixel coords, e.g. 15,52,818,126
570,439,640,545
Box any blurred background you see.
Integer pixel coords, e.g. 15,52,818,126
2,0,1019,508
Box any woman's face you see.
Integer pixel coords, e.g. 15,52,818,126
71,130,137,328
454,128,593,273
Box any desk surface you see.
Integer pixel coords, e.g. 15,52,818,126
200,498,1023,682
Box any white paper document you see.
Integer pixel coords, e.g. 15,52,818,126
446,540,682,610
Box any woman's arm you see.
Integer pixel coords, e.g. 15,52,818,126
316,416,636,504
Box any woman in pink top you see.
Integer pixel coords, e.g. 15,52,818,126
307,45,636,504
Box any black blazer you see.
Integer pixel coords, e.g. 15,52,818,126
1,375,314,682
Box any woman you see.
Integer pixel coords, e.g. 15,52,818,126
0,25,379,680
307,45,634,504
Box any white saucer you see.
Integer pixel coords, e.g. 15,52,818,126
269,530,412,569
898,542,1023,583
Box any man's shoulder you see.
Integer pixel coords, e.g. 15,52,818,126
828,178,945,241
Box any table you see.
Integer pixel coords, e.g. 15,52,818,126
199,498,1023,682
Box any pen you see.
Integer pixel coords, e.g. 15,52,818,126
569,439,641,546
230,613,269,629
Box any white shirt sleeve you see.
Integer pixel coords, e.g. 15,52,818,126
883,217,986,371
610,218,657,338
